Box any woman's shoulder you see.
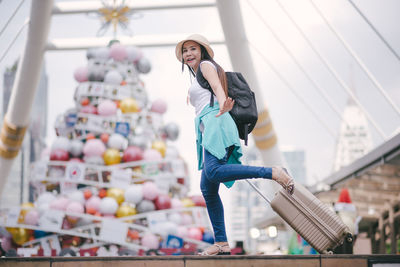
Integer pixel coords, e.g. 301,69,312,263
200,60,217,70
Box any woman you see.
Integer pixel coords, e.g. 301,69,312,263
175,34,294,256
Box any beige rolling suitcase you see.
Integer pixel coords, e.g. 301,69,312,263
246,180,353,254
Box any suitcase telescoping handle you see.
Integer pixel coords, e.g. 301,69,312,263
245,180,272,204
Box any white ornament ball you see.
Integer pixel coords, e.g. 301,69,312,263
164,122,179,141
68,190,85,204
108,133,127,150
104,70,123,85
95,47,110,60
137,57,151,73
51,137,70,152
168,213,182,225
35,192,56,208
99,197,118,215
69,140,84,157
126,46,142,62
124,185,143,204
86,48,96,59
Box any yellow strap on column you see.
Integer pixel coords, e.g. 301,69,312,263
0,118,27,159
253,109,277,150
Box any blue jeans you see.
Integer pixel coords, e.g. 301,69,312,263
200,147,272,242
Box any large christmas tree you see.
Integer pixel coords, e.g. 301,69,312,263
0,42,212,257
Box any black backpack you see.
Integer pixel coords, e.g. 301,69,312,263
196,63,258,145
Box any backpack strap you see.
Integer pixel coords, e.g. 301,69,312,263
196,61,215,107
244,124,248,146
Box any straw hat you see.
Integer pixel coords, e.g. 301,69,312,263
175,34,214,62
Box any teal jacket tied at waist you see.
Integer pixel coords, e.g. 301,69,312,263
195,103,243,188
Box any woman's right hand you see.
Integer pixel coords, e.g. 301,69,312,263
215,97,234,117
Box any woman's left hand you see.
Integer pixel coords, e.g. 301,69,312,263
215,97,234,117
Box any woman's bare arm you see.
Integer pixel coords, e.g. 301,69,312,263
201,63,234,117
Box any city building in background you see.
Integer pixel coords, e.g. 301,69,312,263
282,147,307,185
332,94,373,172
0,60,48,208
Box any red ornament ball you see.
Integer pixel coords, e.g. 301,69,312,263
122,146,144,162
50,149,70,161
154,194,171,210
98,188,107,198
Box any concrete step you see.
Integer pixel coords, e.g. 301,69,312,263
1,255,400,267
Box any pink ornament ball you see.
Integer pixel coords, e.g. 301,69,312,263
50,197,70,211
66,201,84,213
83,139,106,157
143,149,162,161
109,43,128,61
80,105,97,114
188,227,203,240
74,66,89,83
0,237,12,251
24,210,39,225
171,198,183,209
97,100,117,116
85,196,101,214
176,226,189,238
141,232,159,249
142,182,159,201
150,99,167,114
154,194,171,210
123,146,143,162
66,201,84,221
50,149,70,161
181,213,193,225
191,195,206,207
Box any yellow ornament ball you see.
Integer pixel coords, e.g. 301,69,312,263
116,204,137,218
181,198,195,207
107,188,125,205
151,140,167,157
120,98,139,113
18,202,34,223
12,228,32,245
103,148,121,165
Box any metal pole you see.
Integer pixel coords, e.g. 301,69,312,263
216,0,283,168
0,0,53,192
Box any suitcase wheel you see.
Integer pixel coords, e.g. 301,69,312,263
345,233,354,244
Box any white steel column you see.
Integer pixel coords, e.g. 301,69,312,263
216,0,283,166
0,0,53,191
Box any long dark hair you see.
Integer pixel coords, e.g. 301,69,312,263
182,43,228,98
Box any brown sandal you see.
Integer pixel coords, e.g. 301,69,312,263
273,166,295,195
198,243,231,256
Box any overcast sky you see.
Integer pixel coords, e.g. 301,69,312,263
1,0,399,192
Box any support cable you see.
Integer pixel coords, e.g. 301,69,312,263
310,0,400,121
245,0,386,140
0,19,29,64
347,0,400,62
0,0,26,39
274,0,379,147
249,41,337,140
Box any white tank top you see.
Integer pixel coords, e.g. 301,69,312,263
189,61,218,116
